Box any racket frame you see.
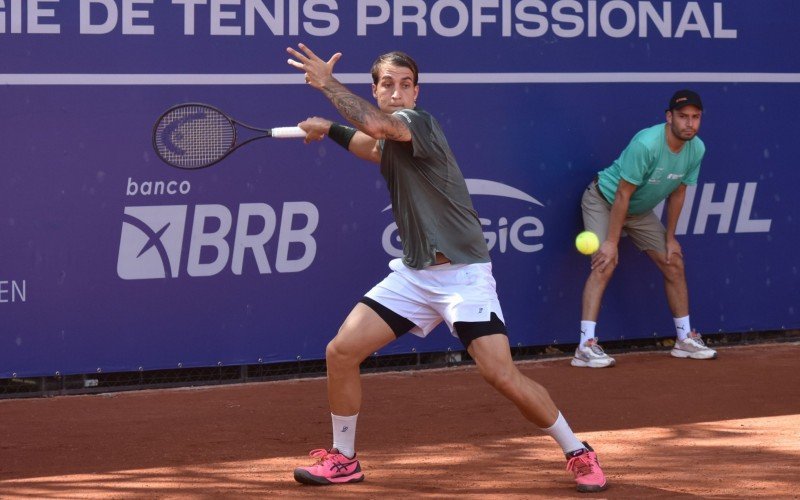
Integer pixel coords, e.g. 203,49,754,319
152,102,295,170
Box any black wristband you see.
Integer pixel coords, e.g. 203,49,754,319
328,123,357,150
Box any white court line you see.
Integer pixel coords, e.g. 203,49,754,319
1,73,800,85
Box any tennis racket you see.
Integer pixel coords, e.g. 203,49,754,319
152,103,306,169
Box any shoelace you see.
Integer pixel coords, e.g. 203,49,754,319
587,340,607,356
687,333,706,347
308,448,334,464
307,448,352,467
566,453,600,476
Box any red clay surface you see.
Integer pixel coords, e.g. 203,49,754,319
1,342,799,498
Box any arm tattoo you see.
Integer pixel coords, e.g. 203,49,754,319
322,80,407,139
326,89,371,125
384,119,407,141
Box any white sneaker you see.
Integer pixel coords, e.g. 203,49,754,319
671,330,717,360
571,338,616,368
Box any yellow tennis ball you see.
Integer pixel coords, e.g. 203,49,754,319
575,231,600,255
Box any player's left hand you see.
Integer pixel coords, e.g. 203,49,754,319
665,237,683,264
286,43,341,90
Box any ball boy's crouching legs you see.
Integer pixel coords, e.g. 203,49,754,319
671,330,717,359
572,337,616,368
575,236,618,368
644,250,718,360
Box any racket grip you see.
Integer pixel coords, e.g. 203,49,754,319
271,126,307,138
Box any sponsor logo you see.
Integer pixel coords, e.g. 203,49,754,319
653,182,772,234
159,110,206,157
0,279,26,303
119,177,319,279
118,206,188,280
117,202,319,280
127,177,191,196
382,179,545,257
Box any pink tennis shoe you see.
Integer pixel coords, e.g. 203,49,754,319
293,448,364,485
566,442,608,493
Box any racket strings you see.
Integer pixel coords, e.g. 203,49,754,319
155,105,235,168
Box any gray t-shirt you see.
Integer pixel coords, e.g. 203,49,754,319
379,108,490,270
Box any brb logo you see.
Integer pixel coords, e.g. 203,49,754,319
118,205,187,279
382,179,545,257
117,179,319,280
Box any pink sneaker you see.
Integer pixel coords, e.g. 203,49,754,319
293,448,364,485
566,442,608,493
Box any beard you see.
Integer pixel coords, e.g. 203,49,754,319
671,123,696,141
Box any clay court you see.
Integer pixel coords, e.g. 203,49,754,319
1,342,799,498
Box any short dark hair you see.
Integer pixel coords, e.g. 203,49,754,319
371,51,419,85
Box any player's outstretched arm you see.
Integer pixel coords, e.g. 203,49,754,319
287,43,411,142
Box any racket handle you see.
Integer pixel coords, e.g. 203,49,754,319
271,126,307,138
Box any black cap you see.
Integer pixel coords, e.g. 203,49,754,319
667,90,703,112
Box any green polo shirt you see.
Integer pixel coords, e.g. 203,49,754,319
597,123,705,215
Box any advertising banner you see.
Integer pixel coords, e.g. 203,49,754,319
2,0,798,378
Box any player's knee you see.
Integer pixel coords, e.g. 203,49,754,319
592,263,616,283
662,257,685,281
325,337,357,366
481,364,518,395
325,338,348,364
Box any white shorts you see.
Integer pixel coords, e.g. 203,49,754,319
364,258,505,339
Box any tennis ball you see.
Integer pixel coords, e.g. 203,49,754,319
575,231,600,255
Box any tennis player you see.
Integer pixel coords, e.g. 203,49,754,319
286,43,607,493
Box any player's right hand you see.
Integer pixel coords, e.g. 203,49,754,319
591,241,618,272
297,117,332,144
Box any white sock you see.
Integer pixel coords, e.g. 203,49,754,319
540,412,585,455
580,321,597,346
674,315,691,341
331,413,358,458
